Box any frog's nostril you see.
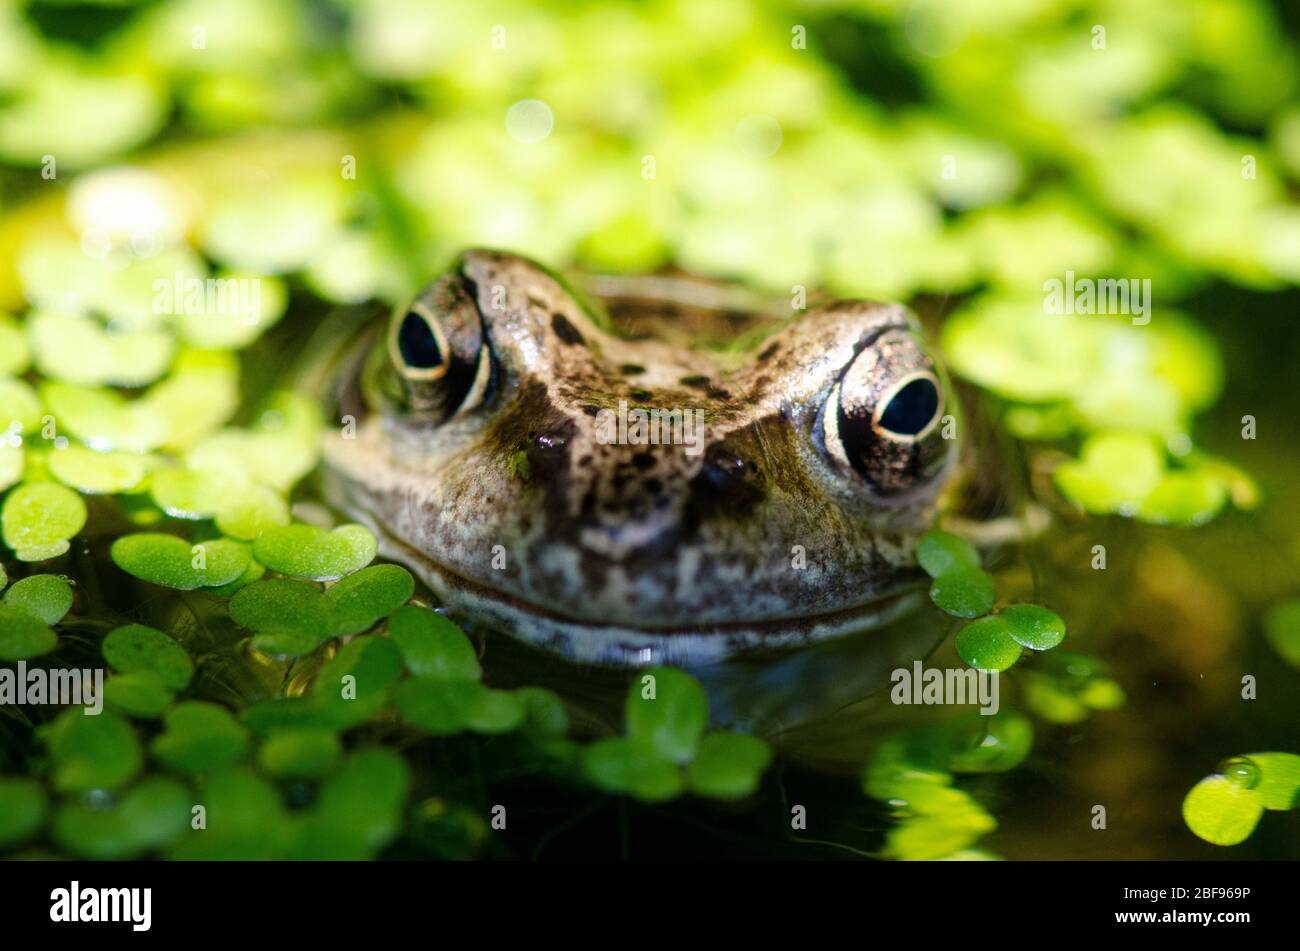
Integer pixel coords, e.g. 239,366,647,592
397,310,444,370
877,376,940,437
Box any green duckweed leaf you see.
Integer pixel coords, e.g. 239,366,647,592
27,310,175,388
324,564,414,635
252,523,376,581
0,374,41,433
56,774,194,859
168,768,287,860
1000,603,1066,651
305,749,410,856
251,629,326,656
951,615,1019,670
52,804,137,860
686,732,773,799
3,573,73,624
110,532,251,590
151,701,250,774
1055,431,1164,516
102,623,194,690
917,530,981,578
240,697,344,737
1245,752,1300,810
1182,775,1264,846
257,728,342,779
104,673,175,719
2,481,87,561
0,318,30,375
625,666,708,765
214,484,290,540
172,271,288,350
45,708,142,793
0,604,58,660
1264,599,1300,668
116,775,193,851
311,635,402,724
149,466,231,519
515,686,570,739
205,556,265,597
582,737,684,802
388,604,480,680
395,678,525,735
40,381,168,453
230,578,331,639
0,777,46,848
48,445,149,494
1137,470,1228,525
929,567,996,619
0,445,21,493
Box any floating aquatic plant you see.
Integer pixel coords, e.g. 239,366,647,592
581,667,773,802
1183,753,1300,846
917,530,1066,671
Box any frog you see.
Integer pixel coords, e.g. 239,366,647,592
319,249,959,673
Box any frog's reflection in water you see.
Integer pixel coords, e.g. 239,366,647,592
472,594,961,772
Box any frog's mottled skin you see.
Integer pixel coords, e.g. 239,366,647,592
322,250,957,666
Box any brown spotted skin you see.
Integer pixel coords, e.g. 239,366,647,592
322,250,958,666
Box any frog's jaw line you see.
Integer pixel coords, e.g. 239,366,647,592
356,499,925,667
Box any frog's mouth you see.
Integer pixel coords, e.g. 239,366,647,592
365,509,927,668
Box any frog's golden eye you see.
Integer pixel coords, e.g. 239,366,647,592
824,333,949,494
386,291,491,421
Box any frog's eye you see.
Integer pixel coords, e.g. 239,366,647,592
876,374,942,438
824,333,950,495
386,292,491,421
395,308,446,373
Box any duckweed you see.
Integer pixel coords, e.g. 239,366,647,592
1183,752,1300,846
2,574,73,625
110,533,251,590
102,624,194,691
252,523,377,581
580,668,772,803
1,481,87,561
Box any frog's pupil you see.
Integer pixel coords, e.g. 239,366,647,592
878,377,939,436
398,312,442,369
